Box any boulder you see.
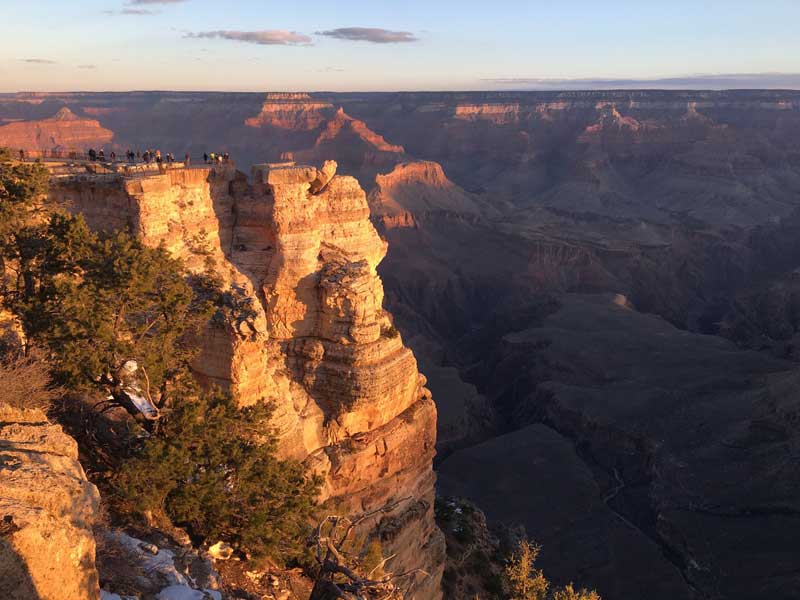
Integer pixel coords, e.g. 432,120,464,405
0,406,101,600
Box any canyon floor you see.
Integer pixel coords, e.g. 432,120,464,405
3,90,800,599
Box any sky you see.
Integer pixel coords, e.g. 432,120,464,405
2,0,800,92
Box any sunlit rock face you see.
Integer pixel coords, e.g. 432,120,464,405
0,406,101,600
0,107,113,152
49,160,445,600
245,93,336,130
369,160,484,229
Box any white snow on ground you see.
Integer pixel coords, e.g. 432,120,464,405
107,531,189,586
156,585,222,600
105,531,222,600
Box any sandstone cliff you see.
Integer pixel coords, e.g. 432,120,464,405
50,161,445,599
0,405,101,600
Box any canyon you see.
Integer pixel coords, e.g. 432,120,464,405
3,89,800,599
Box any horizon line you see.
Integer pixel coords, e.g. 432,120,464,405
3,87,800,95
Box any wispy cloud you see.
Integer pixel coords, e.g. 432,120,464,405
185,30,312,46
19,58,56,64
483,73,800,90
317,27,418,43
104,8,158,15
77,64,98,70
105,0,186,14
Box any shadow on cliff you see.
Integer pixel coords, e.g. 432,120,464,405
207,169,271,304
278,270,343,427
206,172,337,425
0,536,43,599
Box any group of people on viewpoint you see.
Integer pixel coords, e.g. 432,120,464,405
18,147,233,167
86,148,193,165
203,152,231,164
82,148,233,166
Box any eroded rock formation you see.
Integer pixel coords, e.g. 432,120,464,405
0,405,101,600
49,160,445,599
0,107,113,153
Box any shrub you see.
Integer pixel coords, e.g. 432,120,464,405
362,539,386,578
505,540,548,600
381,324,400,339
552,584,601,600
504,539,601,600
0,351,62,411
112,389,321,563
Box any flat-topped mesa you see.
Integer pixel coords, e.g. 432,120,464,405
245,94,336,130
454,102,522,125
49,159,445,600
265,92,314,101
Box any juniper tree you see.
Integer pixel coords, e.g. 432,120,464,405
7,212,218,418
113,389,320,562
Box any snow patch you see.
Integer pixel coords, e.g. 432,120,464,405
156,585,222,600
108,531,189,587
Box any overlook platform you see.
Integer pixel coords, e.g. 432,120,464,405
38,158,234,183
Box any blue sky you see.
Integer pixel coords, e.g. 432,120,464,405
2,0,800,91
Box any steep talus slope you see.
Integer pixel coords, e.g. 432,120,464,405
0,405,101,600
49,162,445,599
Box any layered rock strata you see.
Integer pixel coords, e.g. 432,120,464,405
0,405,101,600
0,107,113,152
49,161,445,599
245,93,336,130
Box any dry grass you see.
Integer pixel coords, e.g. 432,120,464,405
0,351,62,411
